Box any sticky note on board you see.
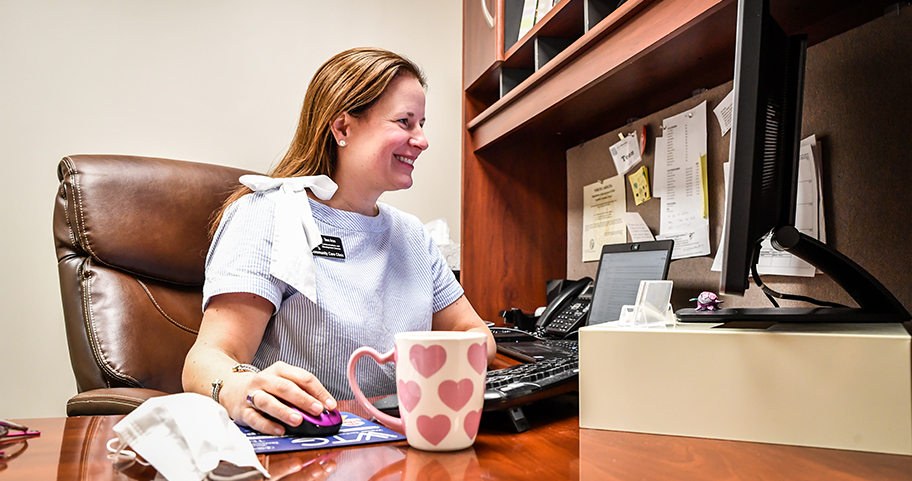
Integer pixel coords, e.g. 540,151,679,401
628,165,651,205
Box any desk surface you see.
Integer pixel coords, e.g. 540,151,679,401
7,393,912,480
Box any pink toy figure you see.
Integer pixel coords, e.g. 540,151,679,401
691,291,723,311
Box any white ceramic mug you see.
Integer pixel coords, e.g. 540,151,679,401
347,331,487,451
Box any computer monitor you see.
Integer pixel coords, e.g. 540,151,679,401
680,0,909,323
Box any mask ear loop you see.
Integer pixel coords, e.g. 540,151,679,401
106,438,150,468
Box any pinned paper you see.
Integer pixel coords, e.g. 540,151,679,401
711,134,825,277
628,165,651,205
582,176,626,262
653,136,667,198
609,131,642,176
713,90,734,135
620,212,655,242
656,101,711,260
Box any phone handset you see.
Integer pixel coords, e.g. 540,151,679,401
533,277,593,338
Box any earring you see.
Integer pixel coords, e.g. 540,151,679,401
338,139,347,147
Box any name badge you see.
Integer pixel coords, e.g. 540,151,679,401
312,235,345,259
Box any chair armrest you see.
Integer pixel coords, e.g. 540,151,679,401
66,388,171,416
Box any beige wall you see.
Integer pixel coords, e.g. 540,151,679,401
0,0,462,418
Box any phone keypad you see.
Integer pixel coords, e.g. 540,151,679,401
547,300,591,333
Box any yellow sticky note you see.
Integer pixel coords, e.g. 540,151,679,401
700,154,709,218
628,165,651,206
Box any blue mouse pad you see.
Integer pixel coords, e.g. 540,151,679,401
239,412,405,454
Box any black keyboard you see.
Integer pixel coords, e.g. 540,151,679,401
539,339,579,351
483,353,579,411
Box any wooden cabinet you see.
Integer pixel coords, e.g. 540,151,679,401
460,0,898,322
464,0,502,88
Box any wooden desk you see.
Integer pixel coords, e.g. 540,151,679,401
6,392,912,480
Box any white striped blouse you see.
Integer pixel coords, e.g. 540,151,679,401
203,193,464,400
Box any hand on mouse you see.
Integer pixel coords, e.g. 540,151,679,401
221,361,338,436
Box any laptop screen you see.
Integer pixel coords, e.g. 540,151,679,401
587,240,673,326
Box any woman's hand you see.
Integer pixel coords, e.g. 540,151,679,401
220,361,338,436
182,292,336,435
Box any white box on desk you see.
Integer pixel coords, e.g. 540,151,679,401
578,322,912,455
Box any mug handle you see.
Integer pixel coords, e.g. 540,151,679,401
347,346,404,432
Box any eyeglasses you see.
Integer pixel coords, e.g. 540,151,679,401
0,420,37,440
1,420,38,446
1,420,38,465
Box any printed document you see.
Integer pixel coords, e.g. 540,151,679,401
711,135,824,276
582,175,626,262
655,101,711,260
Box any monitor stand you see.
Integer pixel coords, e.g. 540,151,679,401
677,227,910,323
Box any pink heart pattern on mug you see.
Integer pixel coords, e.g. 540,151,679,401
410,344,447,378
467,342,487,374
464,409,482,439
438,379,474,412
416,414,451,446
397,379,422,413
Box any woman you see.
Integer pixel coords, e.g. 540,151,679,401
182,47,495,436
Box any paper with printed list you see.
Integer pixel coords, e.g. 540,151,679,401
654,101,711,260
582,175,626,262
711,135,824,277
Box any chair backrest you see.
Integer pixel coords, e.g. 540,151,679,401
54,155,255,393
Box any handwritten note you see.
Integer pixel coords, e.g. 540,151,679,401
628,165,651,205
621,212,655,242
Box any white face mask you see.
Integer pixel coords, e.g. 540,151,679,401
108,393,269,481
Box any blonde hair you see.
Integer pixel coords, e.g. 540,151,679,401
210,47,426,237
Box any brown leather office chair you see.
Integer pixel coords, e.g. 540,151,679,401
54,155,255,416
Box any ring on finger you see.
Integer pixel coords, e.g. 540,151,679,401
246,390,264,409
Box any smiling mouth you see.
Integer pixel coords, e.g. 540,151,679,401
395,155,414,166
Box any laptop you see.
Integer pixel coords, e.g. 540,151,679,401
498,240,674,361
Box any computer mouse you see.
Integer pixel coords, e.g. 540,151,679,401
265,402,342,437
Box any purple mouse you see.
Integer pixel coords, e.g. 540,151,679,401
265,402,343,437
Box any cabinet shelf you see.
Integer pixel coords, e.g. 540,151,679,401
465,0,897,154
468,0,649,104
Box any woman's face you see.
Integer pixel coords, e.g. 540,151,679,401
337,74,428,200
